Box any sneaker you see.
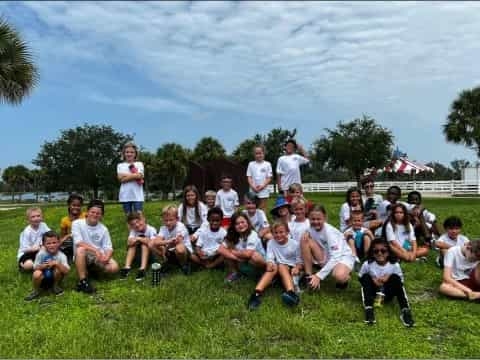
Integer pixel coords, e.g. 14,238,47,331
415,256,428,263
364,307,376,325
281,291,300,307
76,278,96,294
51,285,64,296
135,269,146,282
24,290,41,302
299,274,312,290
400,308,415,327
224,272,241,284
119,268,130,279
181,263,191,276
248,292,262,310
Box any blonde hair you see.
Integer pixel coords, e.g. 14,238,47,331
26,207,42,219
122,142,139,160
290,196,307,209
205,190,216,198
162,204,178,218
288,183,303,194
253,144,266,154
271,221,289,233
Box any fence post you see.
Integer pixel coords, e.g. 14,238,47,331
450,180,454,196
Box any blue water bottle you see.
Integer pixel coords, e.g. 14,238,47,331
43,255,55,280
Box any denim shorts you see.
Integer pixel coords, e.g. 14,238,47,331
122,201,144,214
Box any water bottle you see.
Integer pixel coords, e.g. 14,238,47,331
43,255,55,280
374,287,385,308
151,262,162,286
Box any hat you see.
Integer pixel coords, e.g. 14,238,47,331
270,196,291,217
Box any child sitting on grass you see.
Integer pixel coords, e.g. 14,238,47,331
204,190,217,210
407,191,440,248
288,197,310,244
120,212,157,282
248,222,303,310
193,207,227,269
344,210,374,266
25,231,70,301
270,196,292,224
18,207,51,272
243,192,273,244
59,193,85,262
339,187,364,232
435,216,469,268
178,185,208,238
286,183,314,214
215,175,239,228
359,238,414,327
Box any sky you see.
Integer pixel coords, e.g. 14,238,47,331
1,1,479,171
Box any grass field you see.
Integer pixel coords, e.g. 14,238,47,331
1,193,480,358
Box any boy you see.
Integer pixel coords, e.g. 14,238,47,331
361,177,383,231
120,212,157,281
18,207,51,272
205,190,217,210
377,186,402,223
149,205,193,275
286,183,314,214
435,216,469,268
73,199,119,294
276,139,310,197
193,207,227,269
25,231,70,301
215,175,239,228
344,210,374,265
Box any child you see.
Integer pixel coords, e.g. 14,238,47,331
407,191,441,241
242,192,273,243
25,231,70,301
193,207,227,269
439,239,480,301
270,196,292,224
18,207,51,272
435,216,469,268
73,200,119,294
344,210,374,264
218,212,266,283
301,205,354,290
248,222,303,310
246,144,273,211
178,185,208,238
288,197,310,244
361,177,383,231
117,142,144,214
276,139,310,196
359,238,414,327
205,190,217,210
383,203,427,262
339,187,364,232
59,193,86,262
215,175,239,228
377,186,402,224
286,183,314,214
149,205,193,275
120,212,157,281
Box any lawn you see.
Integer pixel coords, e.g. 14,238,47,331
1,193,480,358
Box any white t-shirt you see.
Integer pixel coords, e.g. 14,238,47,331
276,154,309,191
17,222,51,260
288,218,310,244
224,231,266,257
196,227,227,256
385,222,416,250
377,200,392,223
358,261,404,282
266,236,303,267
117,161,145,202
158,222,192,253
362,194,383,209
243,209,270,233
34,248,70,271
308,223,354,280
72,219,113,254
128,224,157,241
215,189,239,218
437,234,469,248
444,246,479,281
339,202,351,232
246,160,273,198
178,202,208,227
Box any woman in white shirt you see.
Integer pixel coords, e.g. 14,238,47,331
117,142,145,214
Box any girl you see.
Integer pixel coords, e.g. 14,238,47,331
436,216,469,268
359,238,414,327
246,144,273,211
270,196,292,224
383,203,427,262
218,212,266,283
243,192,273,243
339,187,363,232
301,205,354,290
288,197,310,244
59,193,86,261
248,222,303,310
117,142,145,214
407,191,440,243
178,185,208,240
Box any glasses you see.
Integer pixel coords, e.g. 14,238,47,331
364,184,374,188
373,249,388,254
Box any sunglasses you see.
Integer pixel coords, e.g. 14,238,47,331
373,248,388,255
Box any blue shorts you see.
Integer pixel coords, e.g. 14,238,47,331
122,201,144,214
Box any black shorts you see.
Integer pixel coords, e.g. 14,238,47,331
18,251,38,267
186,225,200,235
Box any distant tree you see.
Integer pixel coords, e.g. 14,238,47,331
313,115,393,185
0,18,39,105
443,87,480,158
231,134,264,166
34,124,132,198
29,168,48,202
191,137,226,163
423,162,456,180
450,159,471,180
2,164,30,201
156,143,190,199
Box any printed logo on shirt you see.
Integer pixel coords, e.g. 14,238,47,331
330,245,339,251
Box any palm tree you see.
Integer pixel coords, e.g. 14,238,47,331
191,137,226,163
0,17,39,105
156,143,190,199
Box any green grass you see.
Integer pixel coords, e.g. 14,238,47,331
1,193,480,358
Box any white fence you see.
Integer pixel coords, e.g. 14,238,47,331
268,180,480,195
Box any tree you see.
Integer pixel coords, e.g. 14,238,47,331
2,165,30,201
191,137,226,163
450,159,471,180
29,168,48,202
0,18,39,105
231,134,264,166
313,115,394,185
156,143,190,199
34,124,132,198
443,87,480,158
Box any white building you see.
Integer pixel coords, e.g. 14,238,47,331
462,166,480,183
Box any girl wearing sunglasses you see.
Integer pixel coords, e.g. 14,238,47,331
359,238,415,327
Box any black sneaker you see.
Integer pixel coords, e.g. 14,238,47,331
135,269,146,282
248,292,262,310
181,262,191,275
364,307,376,325
51,285,64,296
119,268,130,279
400,308,415,327
281,291,300,307
24,290,41,301
336,281,349,290
76,278,96,294
299,274,312,290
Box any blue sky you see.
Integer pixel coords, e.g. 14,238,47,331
1,1,479,171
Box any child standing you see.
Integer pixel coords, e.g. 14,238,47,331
276,139,310,196
18,207,51,272
193,207,227,269
339,187,364,232
25,231,70,301
117,142,144,214
344,210,374,264
120,212,157,281
359,238,414,327
246,144,273,211
288,197,310,244
242,192,273,243
435,216,469,268
59,193,86,262
215,175,239,228
178,185,208,238
248,222,303,310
